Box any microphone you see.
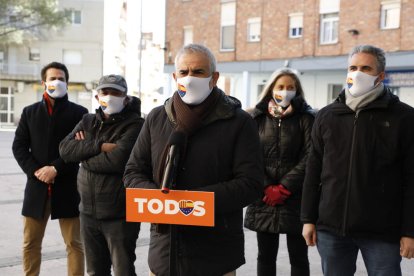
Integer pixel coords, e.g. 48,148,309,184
161,131,185,194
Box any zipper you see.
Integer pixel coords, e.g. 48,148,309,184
276,118,282,172
98,120,104,135
92,120,103,217
341,112,359,236
272,117,282,176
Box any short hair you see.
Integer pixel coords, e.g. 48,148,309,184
258,68,305,102
349,45,386,73
174,44,217,74
41,62,69,83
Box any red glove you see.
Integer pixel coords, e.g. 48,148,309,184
263,184,291,206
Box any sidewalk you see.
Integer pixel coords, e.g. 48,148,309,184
1,130,413,275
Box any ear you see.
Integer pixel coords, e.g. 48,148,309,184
172,72,177,82
211,71,220,87
123,95,130,106
94,94,99,102
377,71,386,83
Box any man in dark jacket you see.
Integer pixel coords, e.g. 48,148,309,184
301,45,414,275
123,44,263,276
12,62,87,276
59,74,144,276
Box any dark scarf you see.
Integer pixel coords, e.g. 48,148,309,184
155,88,220,185
172,88,220,135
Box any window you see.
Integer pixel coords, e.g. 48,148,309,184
328,84,343,102
319,0,339,44
65,10,81,25
289,13,303,38
320,13,339,44
0,86,14,125
380,1,400,29
29,48,40,61
183,26,193,45
247,18,261,42
220,1,236,51
63,50,82,65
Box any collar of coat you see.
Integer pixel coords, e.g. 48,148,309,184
164,87,241,126
251,95,315,119
332,86,399,114
42,93,69,114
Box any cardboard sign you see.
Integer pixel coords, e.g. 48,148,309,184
126,188,215,227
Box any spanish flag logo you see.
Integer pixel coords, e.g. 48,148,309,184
347,77,354,89
47,85,56,93
179,200,194,216
99,100,108,110
274,94,283,101
178,83,187,97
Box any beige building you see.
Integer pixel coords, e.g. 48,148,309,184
163,0,414,109
0,0,104,128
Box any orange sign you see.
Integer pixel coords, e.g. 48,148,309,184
126,188,215,227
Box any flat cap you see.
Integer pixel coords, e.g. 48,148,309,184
96,74,127,93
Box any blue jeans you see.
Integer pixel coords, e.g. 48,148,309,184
316,230,401,276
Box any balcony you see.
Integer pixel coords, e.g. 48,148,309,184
0,62,40,81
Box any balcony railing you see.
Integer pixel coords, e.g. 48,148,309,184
0,62,40,80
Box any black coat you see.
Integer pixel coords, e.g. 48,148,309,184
124,89,263,276
301,88,414,242
12,95,88,219
59,96,144,219
244,96,314,234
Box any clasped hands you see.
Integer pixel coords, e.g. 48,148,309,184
263,184,291,206
34,166,57,184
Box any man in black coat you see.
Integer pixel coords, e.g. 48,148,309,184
12,62,87,276
124,44,263,276
59,74,144,276
301,45,414,275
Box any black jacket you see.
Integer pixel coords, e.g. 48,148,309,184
124,88,263,276
59,96,144,219
244,96,314,234
301,88,414,242
12,95,88,219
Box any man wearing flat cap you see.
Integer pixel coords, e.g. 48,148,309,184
59,74,145,276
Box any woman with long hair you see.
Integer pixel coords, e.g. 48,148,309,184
244,68,315,276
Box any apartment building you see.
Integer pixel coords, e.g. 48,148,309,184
0,0,104,128
163,0,414,109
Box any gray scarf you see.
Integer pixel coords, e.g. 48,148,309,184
345,83,384,111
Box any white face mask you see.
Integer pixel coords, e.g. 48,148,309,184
98,95,126,115
347,71,379,97
176,76,213,105
273,90,296,108
45,80,67,98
